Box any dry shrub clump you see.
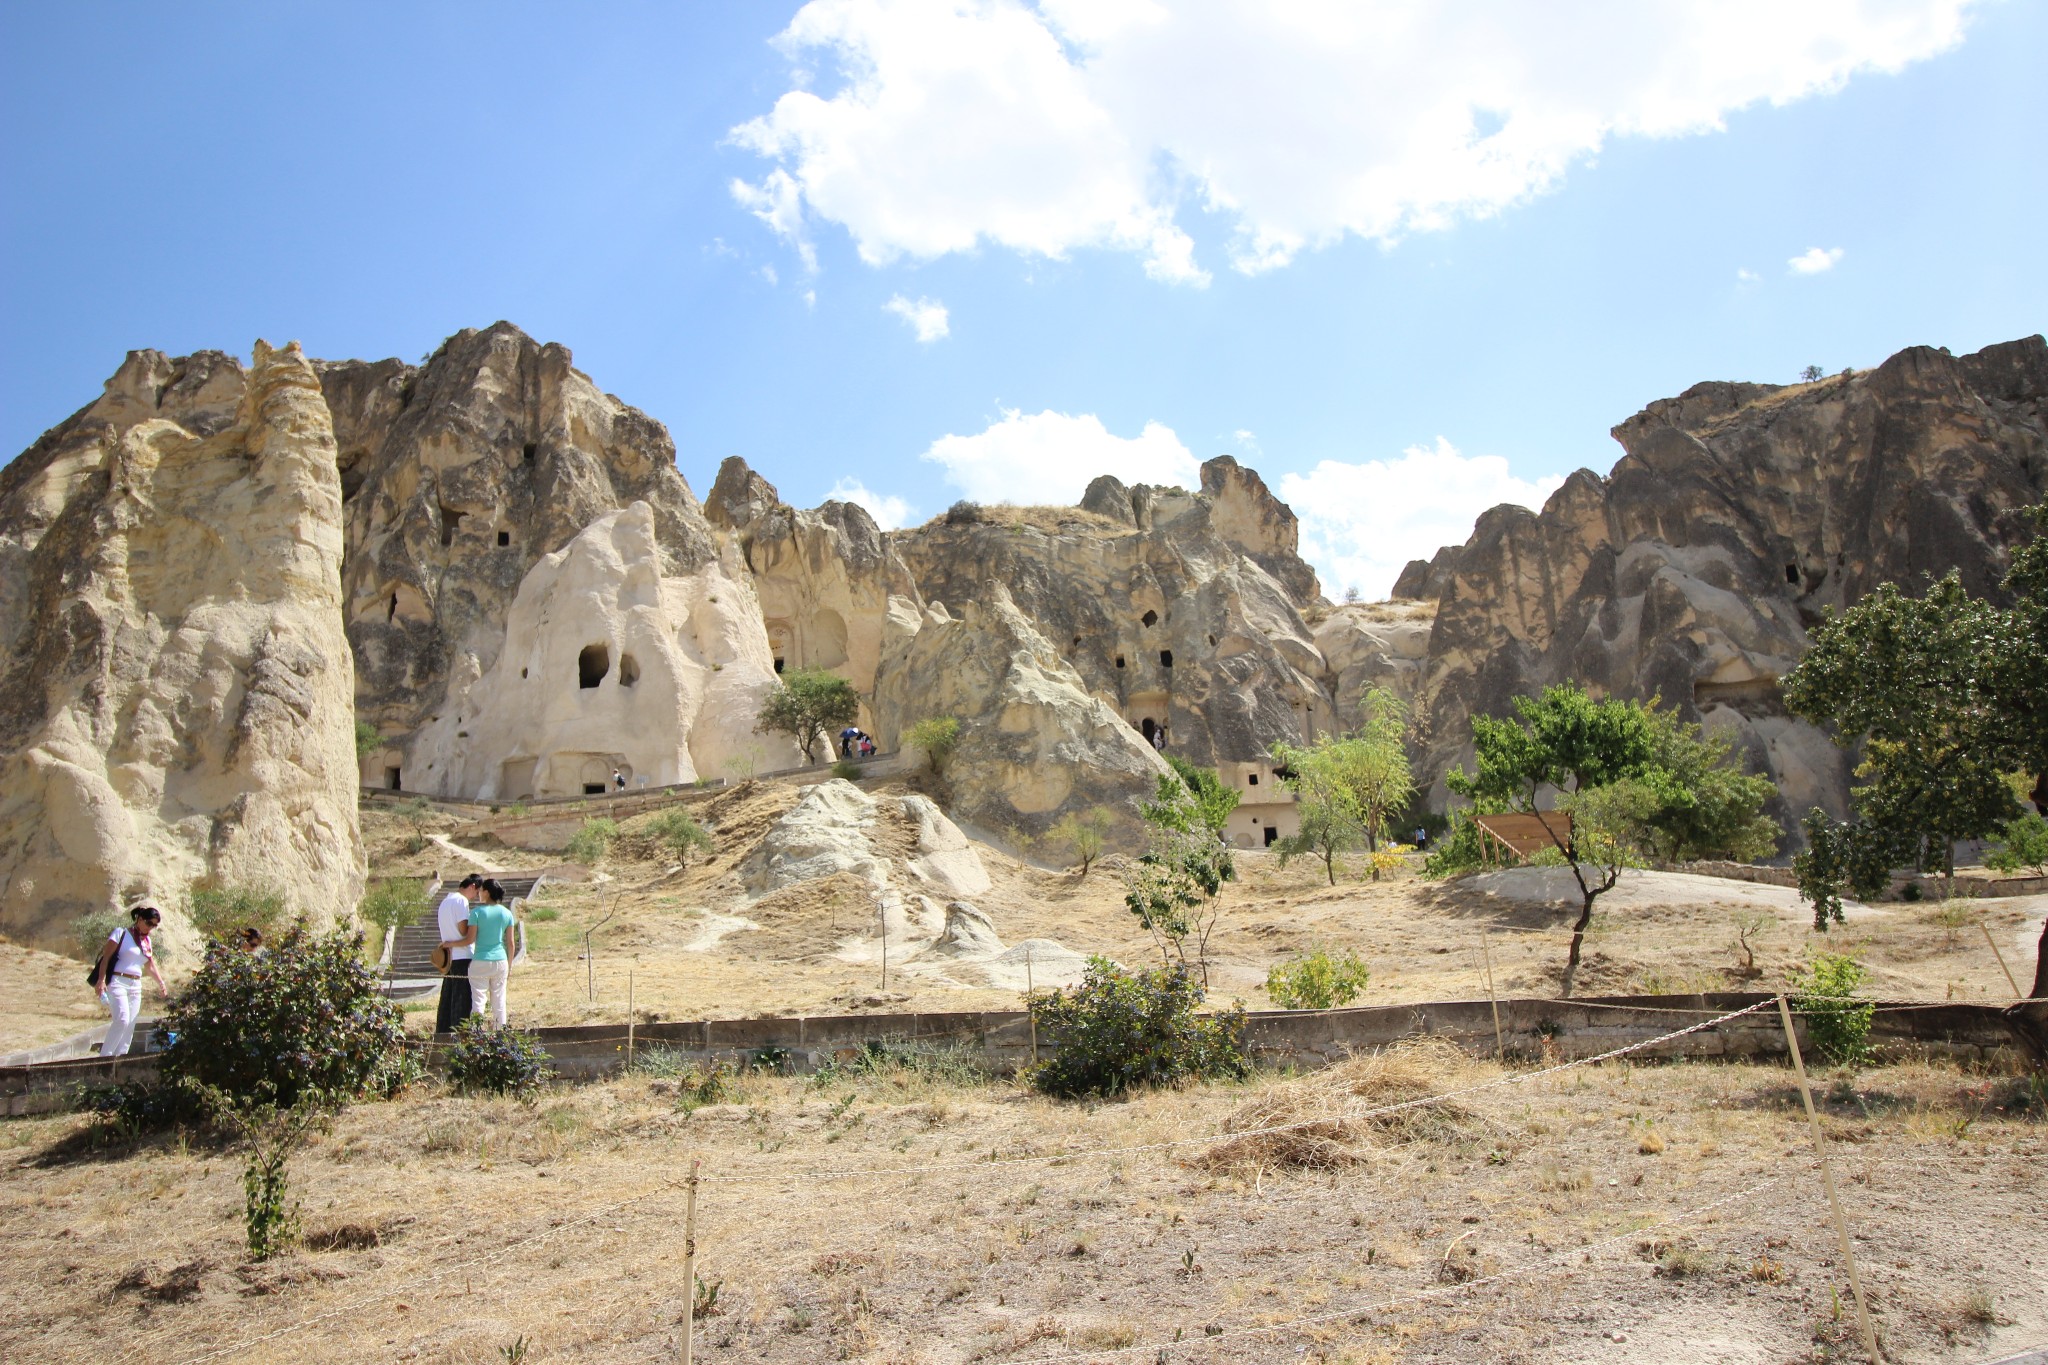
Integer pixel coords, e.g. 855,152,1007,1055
1200,1038,1479,1172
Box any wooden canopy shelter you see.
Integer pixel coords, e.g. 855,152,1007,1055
1473,811,1573,867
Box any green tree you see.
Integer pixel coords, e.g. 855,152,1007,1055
1339,686,1415,854
353,719,381,762
646,808,715,866
1448,684,1670,996
1985,812,2048,876
755,668,861,764
1047,806,1113,877
187,884,289,942
1028,957,1246,1098
1783,574,2023,886
1634,706,1780,863
564,818,619,865
903,716,961,775
1126,775,1236,984
1270,738,1366,885
356,878,425,953
1791,810,1903,932
1160,755,1240,836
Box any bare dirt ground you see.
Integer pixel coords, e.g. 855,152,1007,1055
2,1044,2042,1363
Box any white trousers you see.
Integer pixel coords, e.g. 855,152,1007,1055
101,977,142,1057
467,958,509,1027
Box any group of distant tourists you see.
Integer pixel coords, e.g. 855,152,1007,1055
839,727,876,759
434,874,525,1031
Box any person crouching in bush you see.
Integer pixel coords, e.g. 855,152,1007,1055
442,878,519,1027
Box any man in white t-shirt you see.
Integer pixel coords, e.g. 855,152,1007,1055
434,875,484,1033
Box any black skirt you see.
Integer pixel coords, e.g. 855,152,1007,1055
435,966,474,1033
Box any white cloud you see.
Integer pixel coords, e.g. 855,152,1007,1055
1736,267,1760,283
1788,245,1845,274
760,264,779,285
732,1,1973,279
1280,437,1566,600
883,293,950,341
921,408,1199,505
826,477,914,529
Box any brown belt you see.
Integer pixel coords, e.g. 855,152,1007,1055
112,971,141,979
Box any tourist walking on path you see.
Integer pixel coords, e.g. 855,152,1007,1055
443,878,518,1027
434,874,483,1032
92,905,167,1058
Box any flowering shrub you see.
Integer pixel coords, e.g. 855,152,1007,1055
444,1017,554,1098
160,923,412,1110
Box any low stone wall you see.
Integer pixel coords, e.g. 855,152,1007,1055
1680,861,2048,900
5,994,2024,1118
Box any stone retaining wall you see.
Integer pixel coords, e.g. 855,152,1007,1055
5,994,2024,1118
1680,861,2048,900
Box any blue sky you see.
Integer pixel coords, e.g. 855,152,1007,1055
3,1,2042,596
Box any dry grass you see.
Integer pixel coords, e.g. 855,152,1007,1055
1201,1038,1479,1172
1,1051,2043,1363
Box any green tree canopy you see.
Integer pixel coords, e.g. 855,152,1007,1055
755,668,861,764
1783,573,2024,883
1447,682,1779,995
1271,737,1367,885
1159,754,1240,836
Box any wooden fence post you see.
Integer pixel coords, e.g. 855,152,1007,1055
1775,994,1879,1363
680,1155,701,1365
1982,924,2024,1001
1481,932,1505,1061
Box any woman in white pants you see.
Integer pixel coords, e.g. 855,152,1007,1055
93,906,168,1057
442,878,518,1027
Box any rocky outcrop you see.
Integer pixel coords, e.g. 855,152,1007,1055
0,342,362,955
893,477,1333,772
1411,337,2048,828
1311,600,1435,732
870,585,1170,840
704,457,921,713
404,502,794,798
316,323,719,791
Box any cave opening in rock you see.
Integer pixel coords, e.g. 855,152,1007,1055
1141,609,1158,627
497,530,511,547
1160,650,1173,668
583,783,606,795
440,507,464,548
1115,655,1126,669
578,644,610,689
387,593,398,623
1785,563,1800,584
523,443,537,463
618,653,640,687
1247,772,1259,786
386,766,402,791
773,657,785,674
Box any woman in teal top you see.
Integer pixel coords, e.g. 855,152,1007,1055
441,877,519,1027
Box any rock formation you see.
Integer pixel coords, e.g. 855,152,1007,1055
1402,337,2048,828
403,502,794,799
0,342,362,955
893,460,1334,772
704,457,921,715
869,585,1171,840
316,322,722,793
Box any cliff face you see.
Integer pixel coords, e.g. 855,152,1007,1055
0,342,362,955
316,322,719,791
1408,336,2048,828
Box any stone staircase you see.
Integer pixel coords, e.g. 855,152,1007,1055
387,875,546,978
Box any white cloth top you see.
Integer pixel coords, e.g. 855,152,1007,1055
106,928,153,976
436,892,473,960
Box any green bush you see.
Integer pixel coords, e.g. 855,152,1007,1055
1985,812,2048,875
161,924,413,1110
904,716,961,774
1028,957,1246,1099
445,1017,554,1098
1265,949,1372,1010
831,759,862,781
564,818,619,864
1790,951,1874,1067
187,884,288,941
73,907,132,964
646,808,715,865
1422,810,1488,878
357,878,425,944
